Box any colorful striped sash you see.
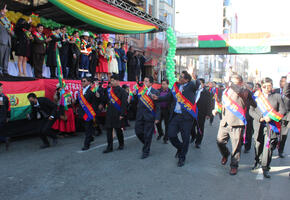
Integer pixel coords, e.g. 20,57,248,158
78,90,96,121
214,95,223,113
172,82,198,119
108,88,122,112
222,88,247,125
137,86,156,116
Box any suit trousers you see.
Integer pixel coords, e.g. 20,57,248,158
106,128,124,149
278,121,289,154
156,108,170,139
69,56,80,79
60,53,68,78
0,44,10,74
253,124,278,171
33,53,45,78
217,123,244,168
244,119,254,151
39,118,57,145
168,114,193,160
135,119,155,156
191,115,206,145
83,120,95,148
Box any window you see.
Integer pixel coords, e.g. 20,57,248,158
160,0,173,7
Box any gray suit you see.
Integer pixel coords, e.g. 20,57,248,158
0,17,11,75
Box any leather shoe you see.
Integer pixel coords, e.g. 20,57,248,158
175,149,181,158
157,135,162,140
5,137,10,151
263,170,271,178
177,158,185,167
252,162,261,170
141,154,149,159
244,149,250,154
229,168,238,175
279,153,285,158
190,137,195,143
195,144,200,149
82,146,89,151
118,145,124,150
52,138,58,146
221,155,228,165
40,144,50,149
103,148,113,153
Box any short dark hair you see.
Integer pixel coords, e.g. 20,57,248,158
181,71,192,81
255,83,261,89
36,24,43,28
27,93,37,99
81,77,90,82
53,27,60,31
145,76,154,84
111,74,120,81
60,26,66,30
281,76,287,80
72,31,78,35
122,84,129,89
107,42,111,47
231,74,243,83
261,77,273,85
199,78,205,84
162,79,169,85
98,41,102,45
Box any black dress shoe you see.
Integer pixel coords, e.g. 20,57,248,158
141,154,149,159
190,137,195,143
118,145,124,150
5,138,10,151
279,153,285,158
175,149,181,158
244,149,250,154
177,158,185,167
263,170,271,178
103,148,113,153
252,162,261,170
157,135,162,140
195,144,200,149
82,146,90,151
163,139,168,144
40,144,50,149
96,130,102,136
52,138,58,146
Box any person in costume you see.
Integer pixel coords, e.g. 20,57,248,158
135,76,160,159
96,41,108,80
214,74,256,175
0,3,13,77
79,32,92,78
103,74,128,153
250,77,286,178
106,42,119,79
152,71,199,167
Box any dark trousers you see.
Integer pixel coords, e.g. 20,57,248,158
119,70,125,81
106,128,124,149
217,123,244,168
49,66,56,78
69,56,80,79
156,108,170,140
33,53,45,78
278,121,289,154
254,124,278,171
244,118,254,151
191,115,206,145
135,119,155,155
39,118,57,145
0,44,10,74
79,54,89,78
60,53,68,78
83,120,95,148
168,114,193,160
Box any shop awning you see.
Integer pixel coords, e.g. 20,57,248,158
6,0,166,34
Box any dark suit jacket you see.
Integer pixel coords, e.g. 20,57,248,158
196,88,212,117
78,86,97,121
29,97,57,120
32,32,47,54
159,80,200,121
136,87,161,122
250,92,287,132
0,93,10,125
283,83,290,125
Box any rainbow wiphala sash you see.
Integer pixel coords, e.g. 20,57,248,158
253,89,283,133
222,88,247,125
108,88,121,112
214,95,222,113
78,89,96,121
172,82,198,119
137,86,156,116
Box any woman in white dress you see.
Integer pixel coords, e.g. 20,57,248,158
106,42,119,80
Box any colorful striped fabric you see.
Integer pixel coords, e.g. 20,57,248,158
198,35,227,48
48,0,158,34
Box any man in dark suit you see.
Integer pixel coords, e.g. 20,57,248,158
0,4,13,77
214,75,256,175
78,77,98,151
27,93,58,149
32,24,51,78
274,76,289,158
0,82,10,148
250,77,286,178
191,78,211,148
118,43,127,81
153,71,200,167
135,76,160,159
103,74,128,153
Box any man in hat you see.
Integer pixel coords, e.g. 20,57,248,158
79,32,92,78
0,3,13,77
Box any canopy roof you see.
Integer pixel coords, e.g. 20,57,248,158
7,0,166,34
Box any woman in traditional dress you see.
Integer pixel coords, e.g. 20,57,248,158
106,42,119,80
96,41,108,80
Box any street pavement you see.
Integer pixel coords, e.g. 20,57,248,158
0,118,289,200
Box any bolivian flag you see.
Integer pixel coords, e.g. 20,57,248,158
0,80,45,121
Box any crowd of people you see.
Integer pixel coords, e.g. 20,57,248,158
1,71,289,179
0,4,147,81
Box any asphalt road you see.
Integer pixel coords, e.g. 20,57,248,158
0,118,289,200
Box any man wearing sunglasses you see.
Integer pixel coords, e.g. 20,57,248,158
250,77,286,178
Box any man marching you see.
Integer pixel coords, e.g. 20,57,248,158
153,71,200,167
135,76,160,159
250,77,286,178
214,74,255,175
103,74,128,153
